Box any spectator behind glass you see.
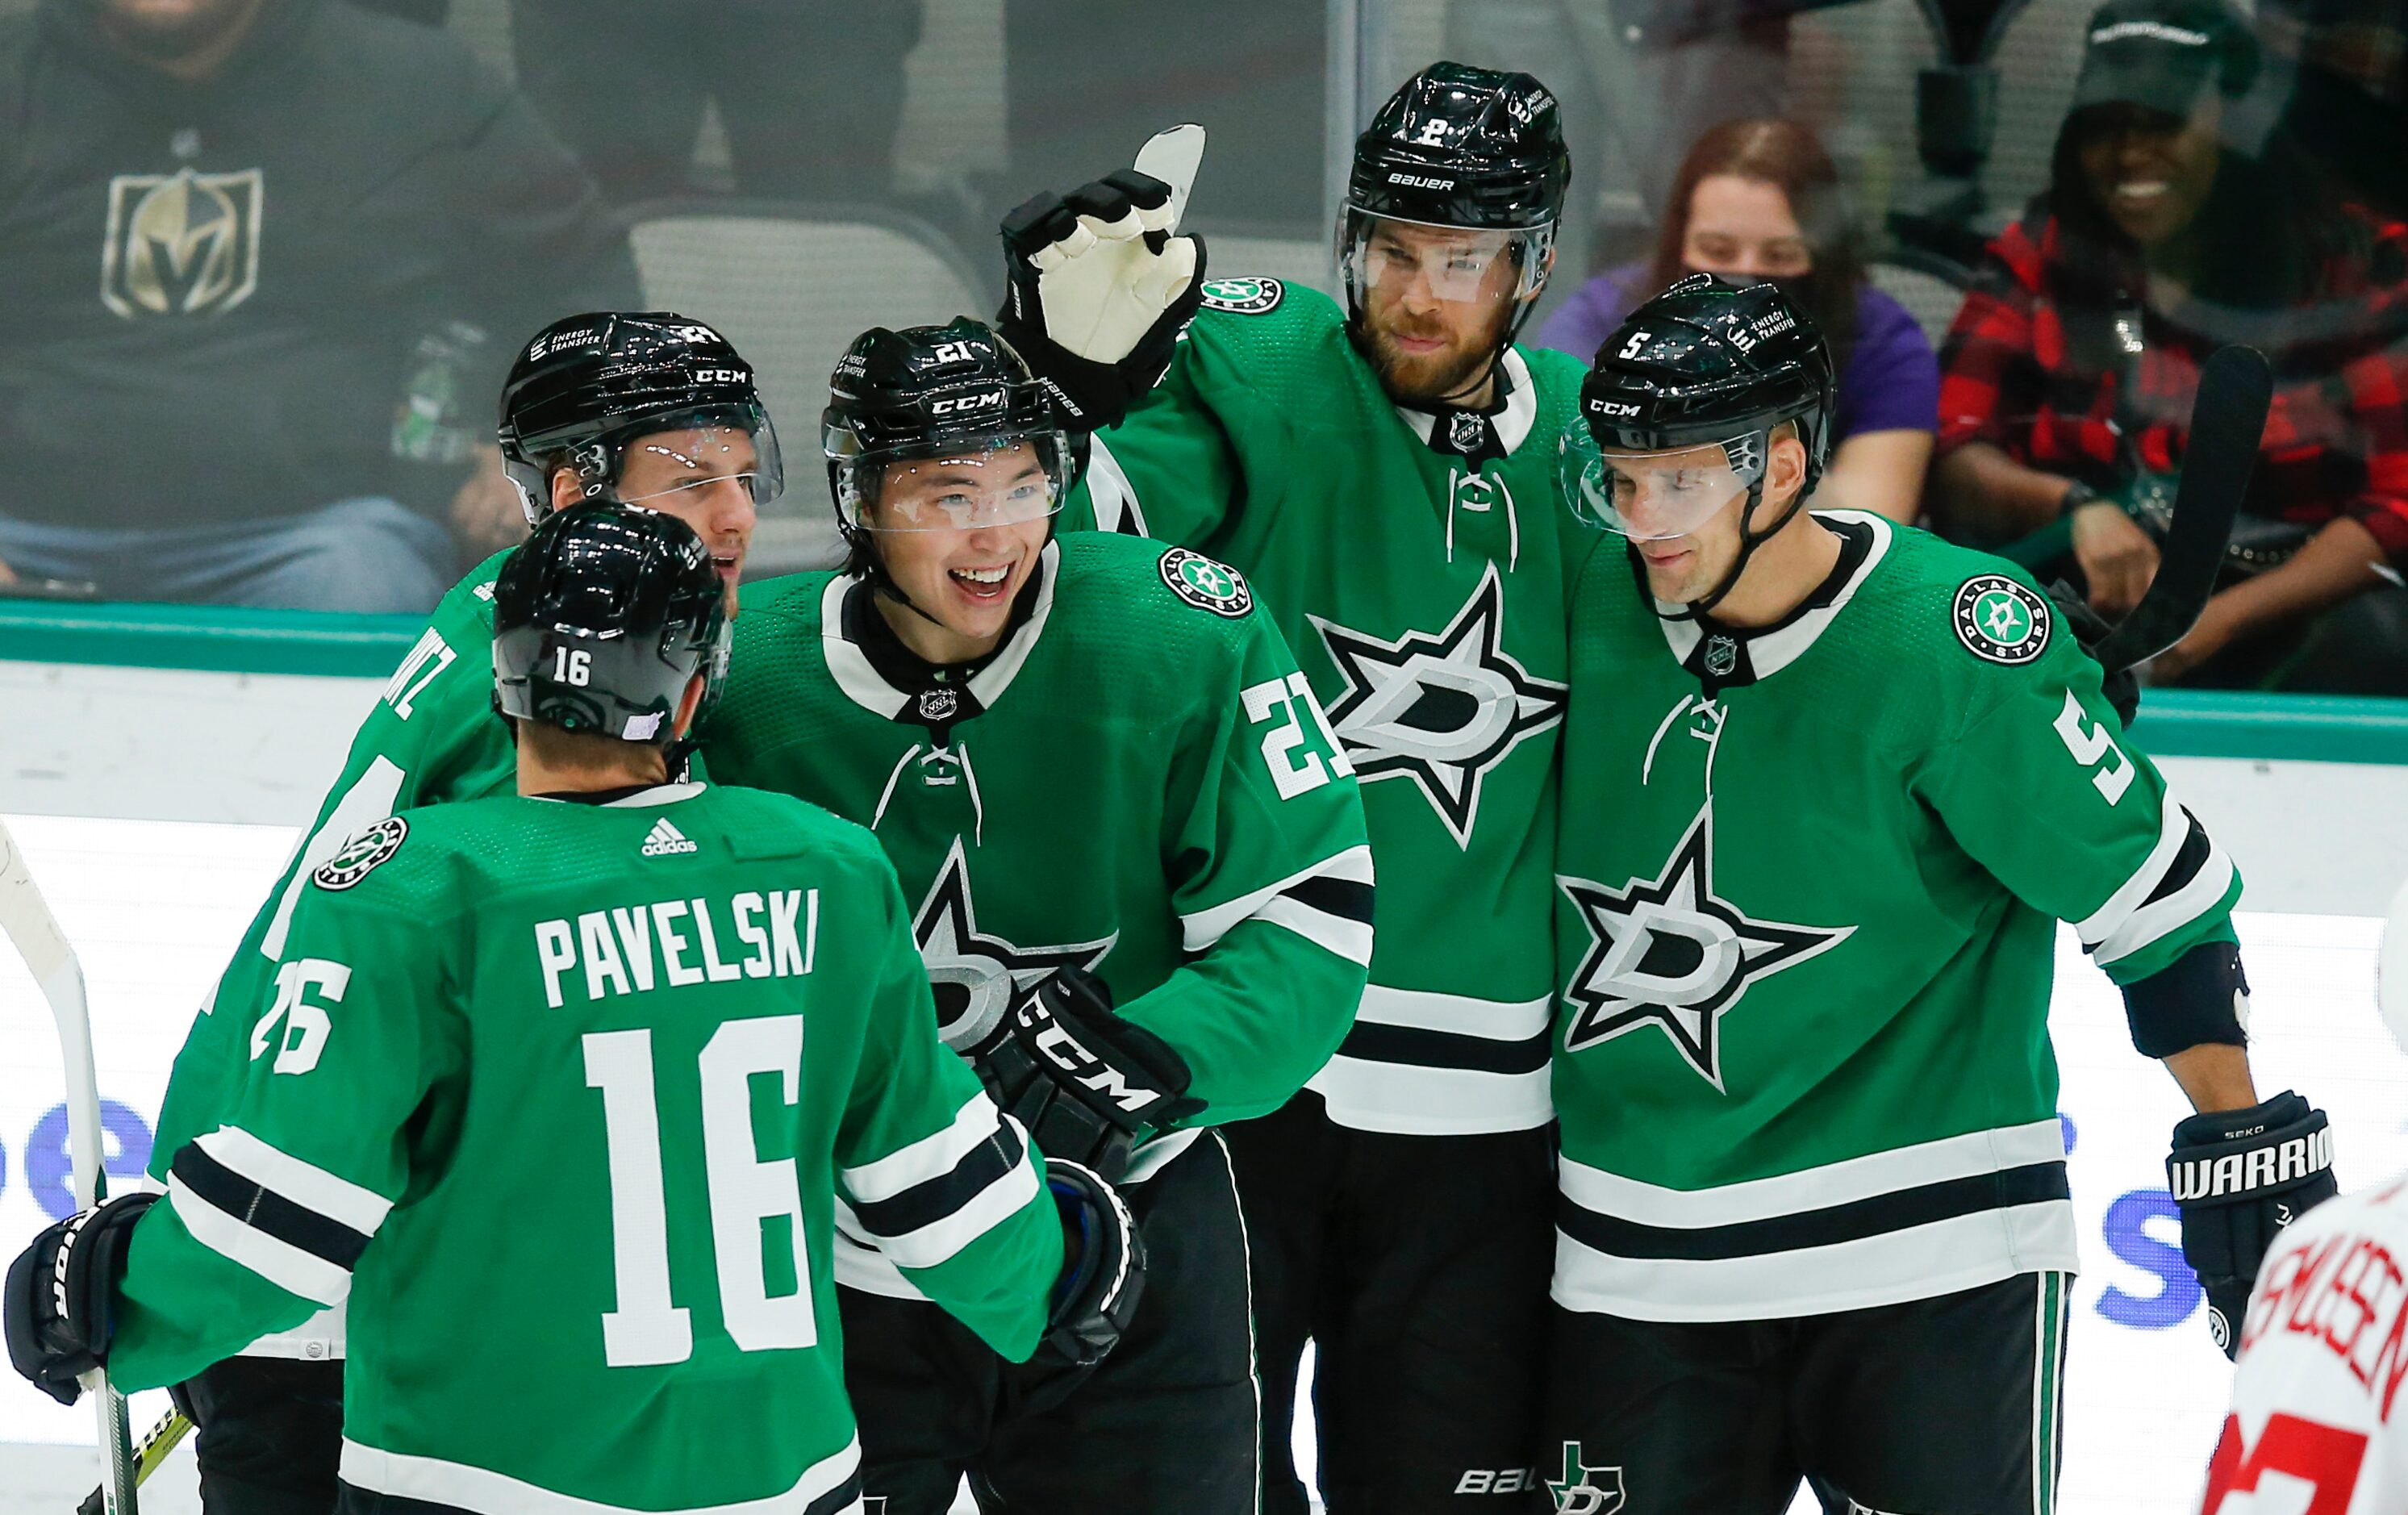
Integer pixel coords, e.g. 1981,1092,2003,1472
1535,119,1939,523
1930,0,2408,693
508,1,925,207
0,0,636,613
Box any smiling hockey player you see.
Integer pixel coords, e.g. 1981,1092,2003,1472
1542,273,2333,1514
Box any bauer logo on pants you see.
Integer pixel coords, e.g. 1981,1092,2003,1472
313,817,407,891
1953,574,2051,666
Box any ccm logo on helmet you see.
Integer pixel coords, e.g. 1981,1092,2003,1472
1592,401,1642,417
1388,172,1455,190
689,368,749,386
929,391,1008,416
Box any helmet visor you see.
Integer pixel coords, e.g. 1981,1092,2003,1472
1559,427,1764,541
841,435,1070,533
1341,214,1546,306
613,417,785,510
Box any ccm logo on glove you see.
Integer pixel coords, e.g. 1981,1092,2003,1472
1020,1002,1166,1116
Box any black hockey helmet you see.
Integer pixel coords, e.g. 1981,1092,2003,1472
1563,275,1837,617
493,503,729,745
497,312,783,528
823,318,1072,564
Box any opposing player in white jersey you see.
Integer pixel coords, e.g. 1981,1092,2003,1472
2199,882,2408,1514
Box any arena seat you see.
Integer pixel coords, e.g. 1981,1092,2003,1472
625,201,990,574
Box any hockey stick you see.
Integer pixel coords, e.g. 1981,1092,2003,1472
2088,344,2273,674
0,820,143,1515
74,1410,191,1515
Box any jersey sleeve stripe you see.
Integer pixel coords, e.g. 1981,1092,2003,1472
1083,436,1150,537
192,1125,395,1235
1251,895,1375,967
167,1171,357,1308
1179,844,1377,954
2072,792,2234,967
862,1133,1045,1272
338,1432,863,1515
841,1096,1005,1203
2093,830,2236,967
846,1115,1028,1241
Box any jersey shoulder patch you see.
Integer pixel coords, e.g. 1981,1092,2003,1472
1198,276,1284,315
1951,574,2052,666
1158,547,1254,619
313,816,408,891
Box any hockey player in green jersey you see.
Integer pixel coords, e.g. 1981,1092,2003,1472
1542,273,2337,1514
700,319,1373,1515
137,311,781,1515
5,504,1143,1515
995,62,1596,1513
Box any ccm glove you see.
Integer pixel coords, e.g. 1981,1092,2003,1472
996,126,1208,433
1039,1157,1145,1367
4,1191,157,1404
972,968,1204,1183
2168,1091,2336,1358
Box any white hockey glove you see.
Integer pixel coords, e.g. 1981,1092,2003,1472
1039,1157,1145,1367
996,125,1208,433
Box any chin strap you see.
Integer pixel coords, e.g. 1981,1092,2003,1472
1649,443,1811,625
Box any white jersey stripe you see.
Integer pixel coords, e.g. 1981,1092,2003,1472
339,1434,862,1515
2094,837,2236,967
169,1172,354,1307
862,1149,1041,1271
194,1125,394,1236
1308,1054,1551,1134
1083,436,1148,537
1352,984,1550,1041
1179,845,1375,953
840,1096,1004,1204
1557,1119,2068,1229
1252,895,1374,966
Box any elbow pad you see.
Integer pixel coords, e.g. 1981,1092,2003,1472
2121,939,2249,1058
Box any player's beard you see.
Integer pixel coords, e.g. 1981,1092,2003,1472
1362,307,1511,407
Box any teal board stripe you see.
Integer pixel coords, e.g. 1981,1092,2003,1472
2129,691,2408,765
0,599,423,679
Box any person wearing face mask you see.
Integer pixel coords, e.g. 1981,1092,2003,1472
1536,118,1939,526
1929,0,2408,693
699,319,1373,1515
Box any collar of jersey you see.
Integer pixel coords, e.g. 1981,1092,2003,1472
526,782,704,808
822,539,1063,721
1392,347,1538,456
1652,509,1896,682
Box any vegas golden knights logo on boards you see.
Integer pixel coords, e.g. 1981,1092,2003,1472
100,167,264,318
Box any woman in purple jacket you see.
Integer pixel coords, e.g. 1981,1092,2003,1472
1538,119,1939,523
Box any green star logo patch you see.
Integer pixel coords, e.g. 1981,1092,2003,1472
1199,276,1283,314
312,816,407,892
1160,547,1253,618
1953,574,2051,666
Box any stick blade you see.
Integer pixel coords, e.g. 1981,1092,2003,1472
2090,344,2272,672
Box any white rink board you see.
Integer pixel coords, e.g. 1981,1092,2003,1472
0,812,2400,1515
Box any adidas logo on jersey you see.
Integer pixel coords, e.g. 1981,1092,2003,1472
641,819,698,857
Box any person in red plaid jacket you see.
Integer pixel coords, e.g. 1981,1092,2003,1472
1930,0,2408,693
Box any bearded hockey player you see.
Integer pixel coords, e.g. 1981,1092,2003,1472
998,62,1591,1513
4,504,1141,1515
699,318,1372,1514
1544,273,2335,1514
2195,879,2408,1515
136,311,780,1515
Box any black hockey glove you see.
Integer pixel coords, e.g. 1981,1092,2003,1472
4,1191,157,1405
2047,578,2140,727
996,154,1206,435
2168,1091,2336,1358
970,968,1204,1184
1039,1157,1146,1367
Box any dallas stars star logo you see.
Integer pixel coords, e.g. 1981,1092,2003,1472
1310,563,1567,848
1558,807,1852,1089
912,837,1116,1050
1546,1442,1626,1514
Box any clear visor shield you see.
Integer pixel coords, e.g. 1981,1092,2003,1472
1342,215,1546,306
1559,427,1765,541
614,422,786,510
840,435,1070,533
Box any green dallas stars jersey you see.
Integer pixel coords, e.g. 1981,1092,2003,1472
109,784,1060,1515
1059,275,1602,1136
700,533,1371,1292
1551,511,2240,1322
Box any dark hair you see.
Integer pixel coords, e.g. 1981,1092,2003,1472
1646,119,1864,369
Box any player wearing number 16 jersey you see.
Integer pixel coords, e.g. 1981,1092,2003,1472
6,506,1137,1515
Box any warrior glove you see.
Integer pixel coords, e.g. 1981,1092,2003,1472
996,125,1208,434
971,967,1204,1184
1039,1157,1145,1367
4,1191,157,1404
2168,1091,2336,1358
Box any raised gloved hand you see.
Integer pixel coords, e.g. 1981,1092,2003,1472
1037,1157,1145,1367
996,125,1209,434
968,967,1204,1184
4,1191,157,1405
2168,1091,2336,1358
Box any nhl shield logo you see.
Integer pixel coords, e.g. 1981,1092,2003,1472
1199,277,1284,315
101,167,263,318
1703,634,1739,678
1952,574,2051,666
1450,411,1488,452
917,687,960,723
